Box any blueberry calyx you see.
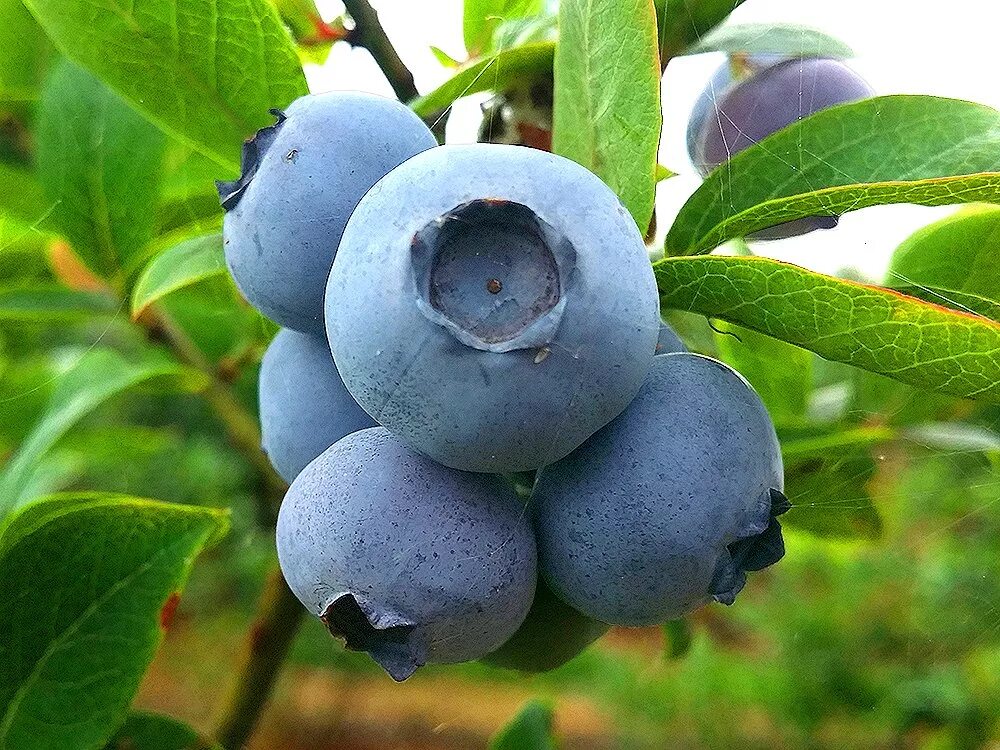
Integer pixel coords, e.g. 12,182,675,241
216,108,288,211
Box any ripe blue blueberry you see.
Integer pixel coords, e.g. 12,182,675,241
276,427,537,681
326,144,660,473
480,576,609,672
532,353,788,626
688,56,873,239
259,328,376,482
218,92,436,334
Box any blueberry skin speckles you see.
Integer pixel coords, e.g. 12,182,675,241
275,427,537,681
326,144,661,473
259,328,376,483
532,353,786,626
219,92,437,334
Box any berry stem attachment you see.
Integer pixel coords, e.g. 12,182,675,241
341,0,418,103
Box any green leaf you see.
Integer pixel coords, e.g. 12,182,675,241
887,286,1000,323
131,234,226,317
0,493,227,750
36,60,166,281
656,164,677,183
410,42,555,119
0,161,49,230
0,285,118,321
430,45,462,68
655,0,747,60
685,23,854,58
666,96,1000,256
492,14,557,52
901,422,1000,454
489,699,558,750
0,348,207,517
464,0,544,56
22,0,307,172
553,0,661,231
887,206,1000,306
106,711,220,750
662,619,693,660
713,321,812,425
0,0,53,102
655,255,1000,402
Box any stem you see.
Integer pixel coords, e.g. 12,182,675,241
214,571,306,750
342,0,419,102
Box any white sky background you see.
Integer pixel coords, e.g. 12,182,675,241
307,1,999,280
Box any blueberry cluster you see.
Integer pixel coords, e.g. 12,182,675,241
218,91,788,681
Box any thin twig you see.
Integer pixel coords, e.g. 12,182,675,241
341,0,419,102
214,571,306,750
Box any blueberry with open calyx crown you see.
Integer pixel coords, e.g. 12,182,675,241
326,144,660,473
259,328,376,482
533,353,788,626
276,427,537,681
218,92,436,334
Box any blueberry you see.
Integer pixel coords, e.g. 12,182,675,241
259,328,376,482
276,427,537,681
532,353,787,626
218,92,437,334
480,576,609,672
326,144,661,473
687,56,873,240
656,321,687,354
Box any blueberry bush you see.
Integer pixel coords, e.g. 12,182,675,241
1,0,999,748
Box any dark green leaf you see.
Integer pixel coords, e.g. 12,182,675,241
553,0,661,230
713,321,812,425
655,0,747,60
105,711,220,750
131,234,226,317
685,23,854,58
465,0,544,56
666,97,1000,256
663,619,693,659
0,285,118,321
36,60,166,281
0,348,207,517
0,493,227,750
22,0,307,171
410,42,555,119
489,699,558,750
655,255,1000,402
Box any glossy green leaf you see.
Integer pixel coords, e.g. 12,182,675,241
887,206,1000,307
131,234,226,317
0,493,227,750
0,0,52,102
0,348,207,517
0,286,118,321
714,321,812,425
888,286,1000,323
553,0,661,230
655,255,1000,402
105,711,220,750
489,699,558,750
22,0,307,171
464,0,544,56
655,0,747,60
410,42,555,119
685,23,854,58
36,61,165,281
666,96,1000,256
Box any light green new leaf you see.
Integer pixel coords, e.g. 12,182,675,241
0,286,119,321
0,494,227,750
132,234,226,317
22,0,307,172
666,96,1000,256
714,321,812,425
37,61,166,281
105,711,220,750
489,700,557,750
887,206,1000,304
655,0,747,60
0,348,207,517
553,0,662,231
655,255,1000,402
685,23,854,58
465,0,544,56
410,42,555,119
